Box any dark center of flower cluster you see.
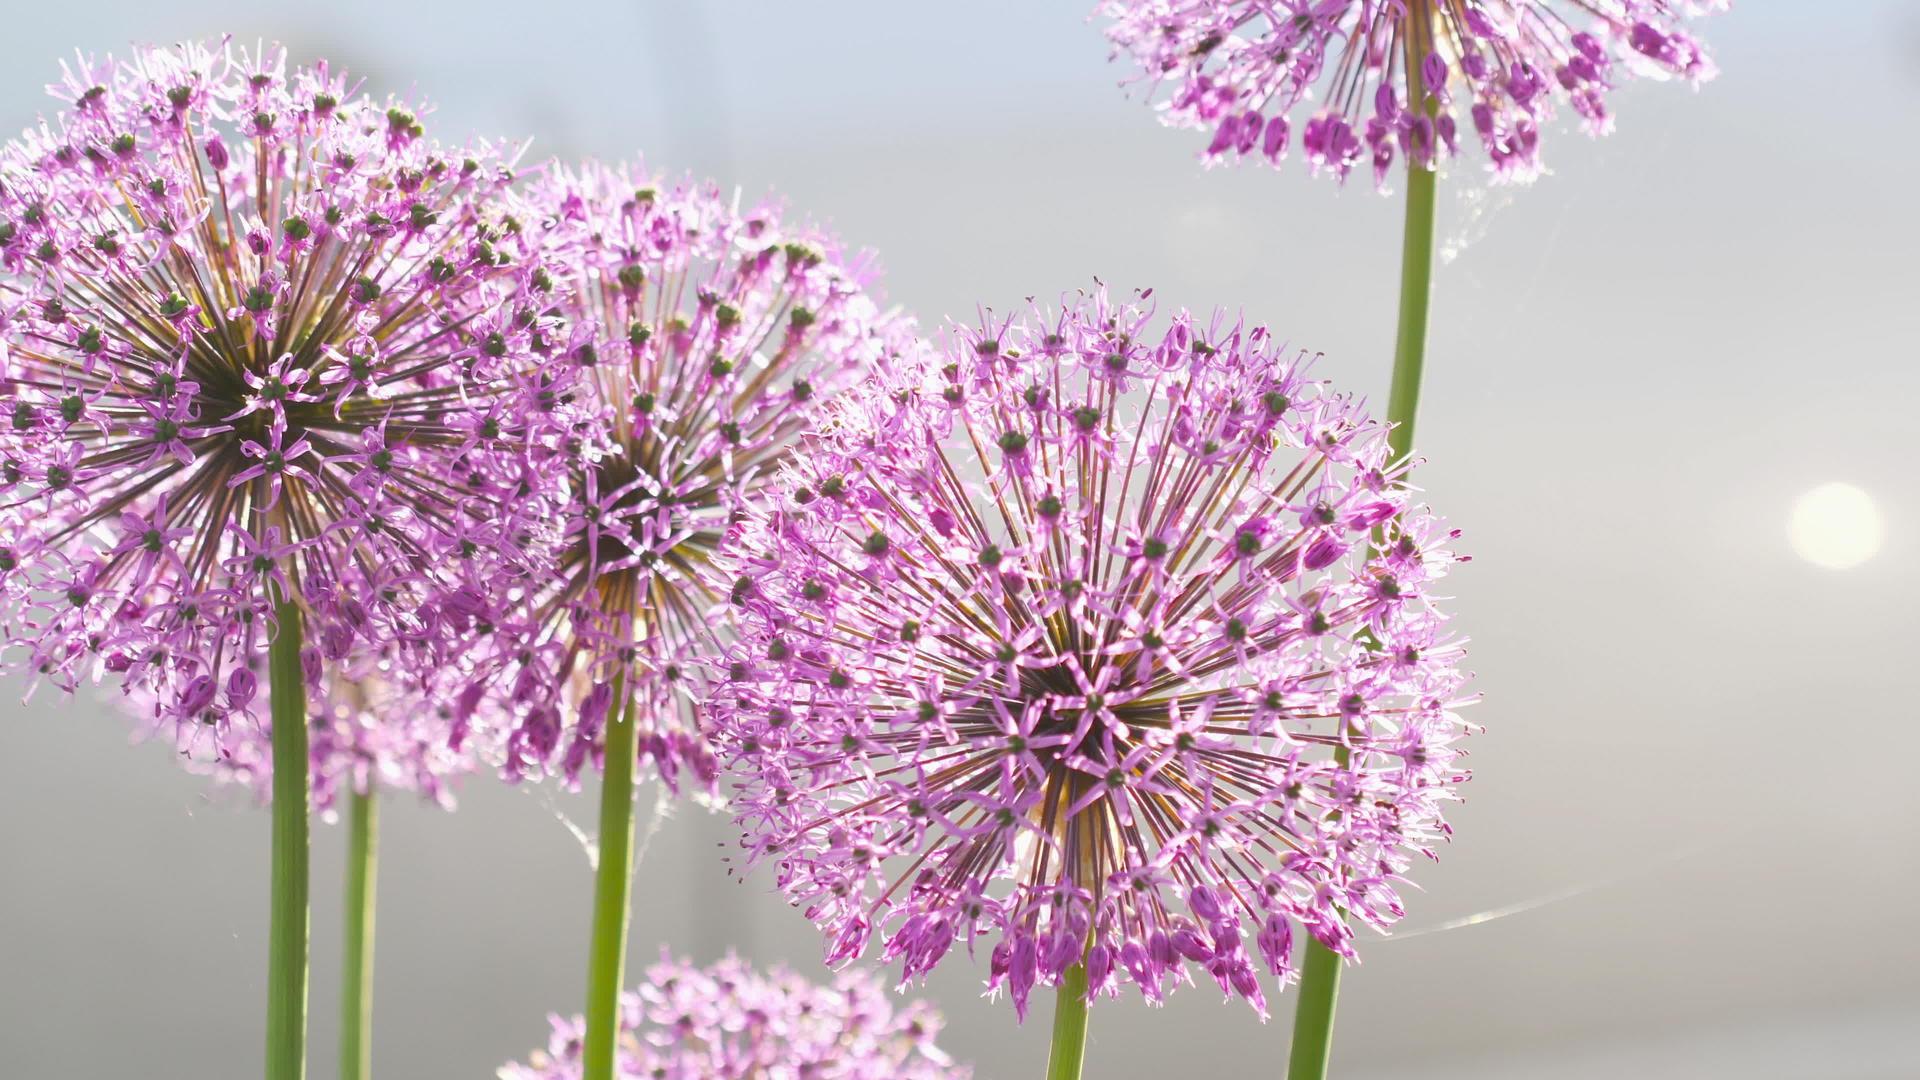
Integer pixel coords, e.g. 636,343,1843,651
1017,659,1109,760
571,439,715,576
164,358,374,476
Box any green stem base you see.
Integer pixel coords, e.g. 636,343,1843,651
1286,939,1344,1080
1045,966,1090,1080
340,787,377,1080
267,596,310,1080
581,695,638,1080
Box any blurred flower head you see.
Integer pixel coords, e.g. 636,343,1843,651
1099,0,1724,184
433,160,915,791
715,285,1473,1017
0,38,551,756
499,952,967,1080
134,661,480,812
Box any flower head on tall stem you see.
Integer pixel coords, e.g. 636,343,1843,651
0,39,551,753
1098,0,1724,183
715,285,1473,1018
500,952,968,1080
437,160,913,791
132,654,481,812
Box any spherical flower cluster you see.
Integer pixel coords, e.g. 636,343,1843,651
715,286,1472,1017
0,40,552,756
1099,0,1723,183
498,953,967,1080
433,161,914,790
142,665,479,812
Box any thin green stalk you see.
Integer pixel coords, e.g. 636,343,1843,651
267,594,311,1080
340,787,378,1080
1290,35,1442,1080
581,688,638,1080
1045,965,1091,1080
1289,168,1437,1080
1385,159,1439,465
1285,933,1345,1080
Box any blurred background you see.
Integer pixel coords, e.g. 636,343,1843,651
3,2,1917,1078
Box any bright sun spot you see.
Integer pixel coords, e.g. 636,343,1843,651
1788,483,1884,570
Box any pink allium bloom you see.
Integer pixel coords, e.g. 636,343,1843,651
0,40,552,757
499,953,967,1080
435,162,914,791
1099,0,1724,183
715,286,1473,1018
136,665,479,811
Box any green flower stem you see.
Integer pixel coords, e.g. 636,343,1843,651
1045,965,1091,1080
1290,32,1442,1079
1285,930,1345,1080
339,786,378,1080
1385,153,1439,466
267,594,310,1080
1288,166,1438,1080
581,686,638,1080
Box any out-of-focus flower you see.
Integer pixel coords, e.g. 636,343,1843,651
0,39,550,755
1099,0,1724,183
138,662,479,812
715,285,1473,1018
498,953,968,1080
435,160,914,791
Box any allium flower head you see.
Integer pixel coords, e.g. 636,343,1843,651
139,663,480,811
1099,0,1724,183
441,161,912,789
0,39,551,754
716,286,1472,1017
499,952,967,1080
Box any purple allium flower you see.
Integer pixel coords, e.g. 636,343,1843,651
1098,0,1724,183
0,39,551,756
439,161,912,790
499,952,968,1080
714,286,1473,1018
136,664,479,812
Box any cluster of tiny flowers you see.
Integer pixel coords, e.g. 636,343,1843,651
0,40,553,758
431,160,915,790
715,286,1472,1017
1099,0,1723,183
498,953,966,1080
139,664,478,811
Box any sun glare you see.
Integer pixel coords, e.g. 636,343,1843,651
1788,483,1884,570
